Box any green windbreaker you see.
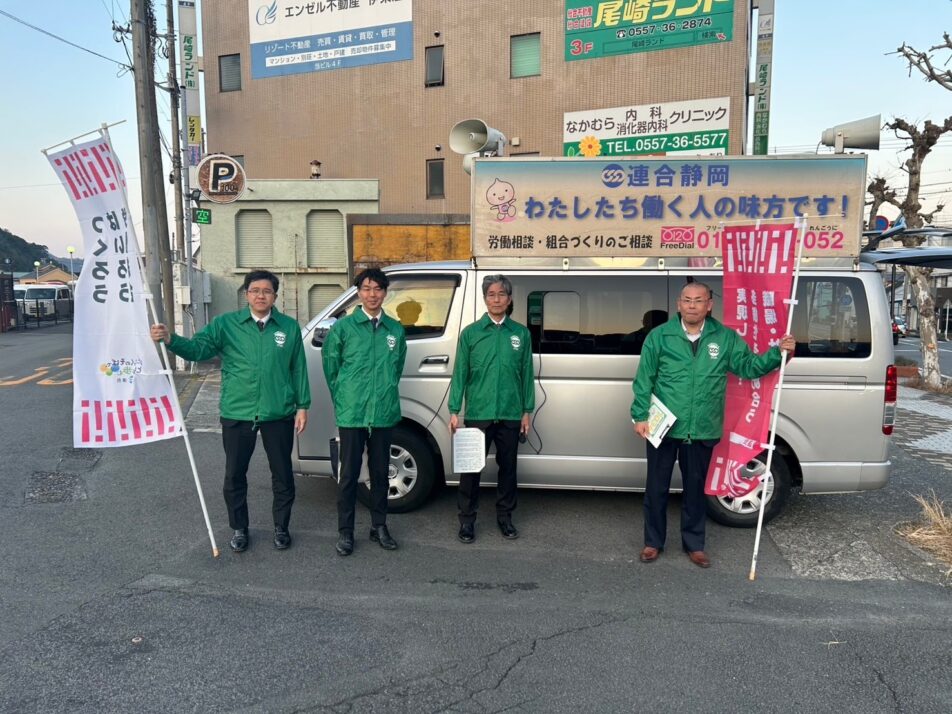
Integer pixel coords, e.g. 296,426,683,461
166,306,310,422
631,315,781,441
322,307,407,428
448,314,535,421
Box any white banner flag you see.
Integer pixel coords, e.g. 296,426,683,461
48,133,182,448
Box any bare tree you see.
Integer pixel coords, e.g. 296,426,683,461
867,36,952,389
894,33,952,91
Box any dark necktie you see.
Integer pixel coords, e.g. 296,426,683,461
371,317,379,330
257,320,265,332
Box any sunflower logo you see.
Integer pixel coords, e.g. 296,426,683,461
578,136,602,158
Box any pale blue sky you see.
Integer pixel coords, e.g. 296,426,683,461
0,0,949,258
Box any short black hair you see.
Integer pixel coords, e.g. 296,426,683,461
243,270,279,292
354,267,389,291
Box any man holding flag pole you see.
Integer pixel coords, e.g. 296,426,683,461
631,223,797,568
151,270,310,554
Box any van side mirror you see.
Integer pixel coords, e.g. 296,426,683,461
311,317,337,347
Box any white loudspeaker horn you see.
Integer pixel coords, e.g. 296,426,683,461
820,114,881,153
449,119,507,156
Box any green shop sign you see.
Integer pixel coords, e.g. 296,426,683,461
564,0,734,61
565,129,729,158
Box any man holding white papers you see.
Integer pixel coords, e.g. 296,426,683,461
449,275,535,543
631,282,794,568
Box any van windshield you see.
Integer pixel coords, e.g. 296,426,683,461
13,289,24,299
27,288,57,300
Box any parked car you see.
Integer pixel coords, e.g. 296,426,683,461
295,260,895,528
892,316,907,337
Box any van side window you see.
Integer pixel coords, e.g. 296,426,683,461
793,277,871,358
323,274,459,339
518,275,667,355
382,275,460,339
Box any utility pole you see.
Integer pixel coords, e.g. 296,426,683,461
166,0,185,261
131,0,164,323
129,0,176,329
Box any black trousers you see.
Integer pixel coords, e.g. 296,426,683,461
458,419,520,525
221,417,295,531
643,437,717,553
337,427,392,533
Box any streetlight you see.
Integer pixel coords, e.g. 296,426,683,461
33,260,40,283
66,246,75,284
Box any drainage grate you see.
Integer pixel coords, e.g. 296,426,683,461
25,471,88,504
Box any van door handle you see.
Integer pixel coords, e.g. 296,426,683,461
421,355,449,365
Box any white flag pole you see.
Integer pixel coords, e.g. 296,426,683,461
748,216,806,581
101,125,221,559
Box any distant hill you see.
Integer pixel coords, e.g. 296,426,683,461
0,227,58,272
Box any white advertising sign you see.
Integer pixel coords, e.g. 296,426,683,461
564,97,730,158
248,0,413,78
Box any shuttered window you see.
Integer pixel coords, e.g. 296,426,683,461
510,34,541,78
306,210,346,268
219,54,241,92
235,210,273,267
309,284,345,320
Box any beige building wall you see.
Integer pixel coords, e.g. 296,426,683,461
202,1,752,215
199,179,378,321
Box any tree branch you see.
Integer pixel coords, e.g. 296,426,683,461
893,33,952,91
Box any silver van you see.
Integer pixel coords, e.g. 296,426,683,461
293,259,895,527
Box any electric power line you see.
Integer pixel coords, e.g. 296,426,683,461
0,8,130,68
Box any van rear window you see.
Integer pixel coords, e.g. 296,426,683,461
792,277,871,358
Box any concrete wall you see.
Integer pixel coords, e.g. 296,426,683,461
198,179,378,322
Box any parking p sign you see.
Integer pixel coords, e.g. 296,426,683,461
196,154,246,204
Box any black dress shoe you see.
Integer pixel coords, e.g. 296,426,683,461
369,524,398,550
336,531,354,556
230,528,249,553
273,526,291,550
497,520,519,540
458,523,475,543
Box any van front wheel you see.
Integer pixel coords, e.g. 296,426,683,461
356,426,436,513
705,451,792,528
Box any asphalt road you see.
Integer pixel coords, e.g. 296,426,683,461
894,335,952,377
1,324,950,713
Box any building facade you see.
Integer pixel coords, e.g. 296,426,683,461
202,0,755,216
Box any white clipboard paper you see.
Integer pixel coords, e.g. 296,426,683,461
453,428,486,474
647,394,677,449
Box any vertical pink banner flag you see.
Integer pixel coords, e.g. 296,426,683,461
47,133,182,448
705,223,797,498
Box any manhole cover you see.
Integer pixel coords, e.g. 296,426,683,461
25,472,87,504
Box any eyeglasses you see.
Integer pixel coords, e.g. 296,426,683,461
679,298,710,306
485,292,510,300
247,288,275,296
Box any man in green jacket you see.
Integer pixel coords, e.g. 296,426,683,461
631,282,794,568
449,274,535,543
322,268,407,556
150,270,310,553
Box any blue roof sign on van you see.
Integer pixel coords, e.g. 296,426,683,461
470,155,866,261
